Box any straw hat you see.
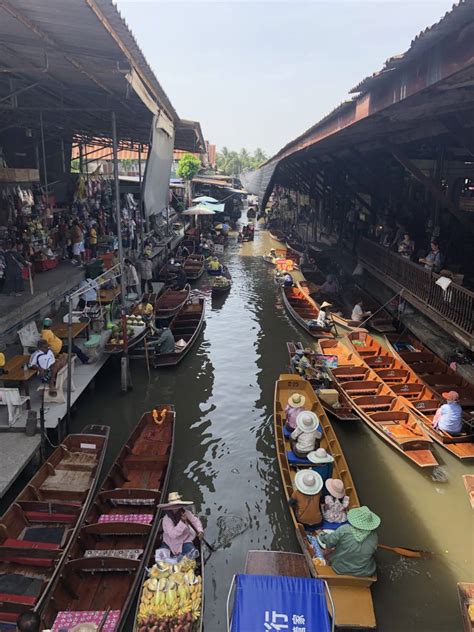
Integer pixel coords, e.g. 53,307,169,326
442,391,459,402
325,478,345,499
320,301,332,309
288,393,305,408
294,470,323,495
307,448,334,464
296,411,321,434
158,492,193,509
347,506,380,531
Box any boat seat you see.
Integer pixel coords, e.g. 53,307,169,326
97,513,153,525
51,610,121,632
353,395,393,409
412,400,439,414
375,368,409,382
391,383,424,397
365,356,394,368
56,450,98,472
0,538,59,568
40,469,92,494
343,381,380,394
84,548,143,560
333,367,368,380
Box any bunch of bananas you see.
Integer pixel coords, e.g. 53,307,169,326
137,559,202,628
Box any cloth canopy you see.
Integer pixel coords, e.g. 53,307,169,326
182,204,216,216
192,195,218,203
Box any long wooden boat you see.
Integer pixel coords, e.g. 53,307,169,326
153,298,205,367
268,228,285,242
211,266,232,297
387,333,474,411
347,331,474,459
274,374,376,629
155,284,191,320
41,406,175,631
0,425,109,626
133,522,204,632
281,282,333,339
318,338,439,468
285,237,305,256
184,255,205,281
457,582,474,632
158,258,186,283
287,341,358,421
463,474,474,509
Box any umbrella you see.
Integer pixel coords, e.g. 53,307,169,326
192,195,218,204
182,204,216,216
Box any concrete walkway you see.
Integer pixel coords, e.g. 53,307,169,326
0,434,40,497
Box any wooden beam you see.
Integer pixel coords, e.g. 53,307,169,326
390,143,473,231
438,114,474,157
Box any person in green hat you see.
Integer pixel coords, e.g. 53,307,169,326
317,505,380,577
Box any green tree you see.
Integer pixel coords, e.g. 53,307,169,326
177,153,201,180
215,146,268,175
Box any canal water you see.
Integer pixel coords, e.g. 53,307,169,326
2,217,472,631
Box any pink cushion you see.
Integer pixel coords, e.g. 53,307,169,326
98,513,152,525
51,610,121,632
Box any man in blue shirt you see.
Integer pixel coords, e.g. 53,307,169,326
433,391,463,435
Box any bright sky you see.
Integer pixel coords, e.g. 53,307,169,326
116,1,454,156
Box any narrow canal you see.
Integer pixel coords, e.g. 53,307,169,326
2,217,472,631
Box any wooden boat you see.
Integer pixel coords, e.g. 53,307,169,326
184,255,205,281
0,425,109,626
133,522,204,632
158,258,186,283
274,374,376,629
457,583,474,632
104,322,148,355
153,297,205,367
180,238,196,255
281,281,333,339
41,406,175,631
268,228,285,242
318,338,438,467
155,284,191,320
211,266,232,297
347,331,474,459
287,341,358,421
463,475,474,509
285,237,305,256
387,333,474,411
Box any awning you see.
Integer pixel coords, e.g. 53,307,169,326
230,574,331,632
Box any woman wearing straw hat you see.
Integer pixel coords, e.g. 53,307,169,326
321,478,350,524
317,506,380,577
285,392,306,430
159,492,204,557
290,411,322,458
315,301,332,328
289,470,323,527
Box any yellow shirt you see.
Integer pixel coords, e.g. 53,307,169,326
138,303,153,316
89,228,97,245
41,328,63,356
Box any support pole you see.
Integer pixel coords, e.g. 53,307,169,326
65,294,73,434
39,111,49,207
111,111,132,391
138,143,144,249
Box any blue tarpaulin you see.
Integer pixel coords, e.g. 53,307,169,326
231,573,331,632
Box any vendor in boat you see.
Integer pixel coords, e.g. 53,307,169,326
322,478,350,524
317,506,380,577
290,411,322,458
289,470,323,527
290,349,305,372
315,302,332,328
432,391,463,435
351,299,372,323
295,348,315,376
159,492,204,556
283,272,293,287
285,392,306,430
16,610,41,632
152,326,176,355
136,296,154,319
208,256,222,273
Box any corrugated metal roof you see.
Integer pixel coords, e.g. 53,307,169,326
350,0,474,94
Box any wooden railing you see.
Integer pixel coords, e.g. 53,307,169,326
358,238,473,340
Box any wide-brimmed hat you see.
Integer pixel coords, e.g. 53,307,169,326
158,492,193,509
320,301,332,309
288,393,305,408
294,470,323,495
296,411,321,435
307,448,334,464
326,478,345,498
442,391,459,402
347,506,380,531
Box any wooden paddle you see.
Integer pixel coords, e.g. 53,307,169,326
378,544,433,559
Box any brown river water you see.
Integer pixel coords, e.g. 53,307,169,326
1,216,472,631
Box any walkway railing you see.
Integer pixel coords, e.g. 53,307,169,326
358,238,473,342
